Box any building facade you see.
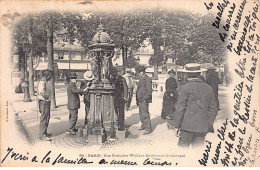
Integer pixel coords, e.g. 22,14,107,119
35,30,91,82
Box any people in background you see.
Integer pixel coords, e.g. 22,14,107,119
161,69,178,120
110,67,128,131
174,63,218,148
206,67,220,110
136,65,152,135
225,72,231,87
123,70,136,111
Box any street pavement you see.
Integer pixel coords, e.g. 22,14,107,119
10,79,230,149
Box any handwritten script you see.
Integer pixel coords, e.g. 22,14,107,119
200,0,259,167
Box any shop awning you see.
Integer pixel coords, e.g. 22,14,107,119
35,62,91,70
34,62,48,70
57,62,90,70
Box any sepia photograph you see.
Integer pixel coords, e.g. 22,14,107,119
0,0,259,167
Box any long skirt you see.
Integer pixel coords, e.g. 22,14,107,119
161,92,177,119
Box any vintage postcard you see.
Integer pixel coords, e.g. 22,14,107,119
0,0,259,167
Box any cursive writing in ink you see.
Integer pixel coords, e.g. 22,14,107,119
143,158,172,166
1,147,29,163
198,140,212,166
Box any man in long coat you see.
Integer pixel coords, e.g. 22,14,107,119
136,65,153,135
110,68,128,131
206,67,220,110
67,72,88,135
174,64,218,148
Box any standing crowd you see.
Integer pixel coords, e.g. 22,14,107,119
37,63,221,149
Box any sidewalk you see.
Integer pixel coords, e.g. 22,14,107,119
11,82,229,149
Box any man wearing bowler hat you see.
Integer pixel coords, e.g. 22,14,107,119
136,65,152,135
67,72,89,135
174,63,218,148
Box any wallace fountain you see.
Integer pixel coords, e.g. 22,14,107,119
86,23,118,144
51,24,126,148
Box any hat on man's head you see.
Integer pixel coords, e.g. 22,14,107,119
135,65,146,73
43,68,53,74
207,67,217,71
168,69,176,75
42,69,53,77
69,72,78,79
179,63,207,73
84,70,94,81
43,68,53,72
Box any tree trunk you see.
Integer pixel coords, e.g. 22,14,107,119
20,49,25,83
28,18,35,96
46,15,57,109
28,50,34,96
153,43,160,80
154,64,158,80
121,46,125,74
124,46,128,74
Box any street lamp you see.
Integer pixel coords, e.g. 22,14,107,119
161,28,167,73
22,42,32,102
68,43,71,74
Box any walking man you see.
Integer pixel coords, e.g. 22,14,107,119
67,72,88,135
174,64,218,148
136,65,152,135
110,68,128,131
123,70,136,111
37,69,53,141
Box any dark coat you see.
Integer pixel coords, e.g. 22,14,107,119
136,74,152,103
174,78,218,133
80,80,92,106
161,77,178,119
113,75,128,104
206,71,220,91
67,82,84,110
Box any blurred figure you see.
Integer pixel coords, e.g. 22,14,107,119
206,67,220,110
225,72,231,87
15,80,23,93
136,65,152,135
161,69,178,120
110,68,128,131
80,71,94,126
175,63,218,148
67,72,88,135
123,70,136,111
37,69,53,141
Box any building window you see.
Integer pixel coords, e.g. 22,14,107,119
70,53,75,60
81,52,86,60
58,52,64,59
